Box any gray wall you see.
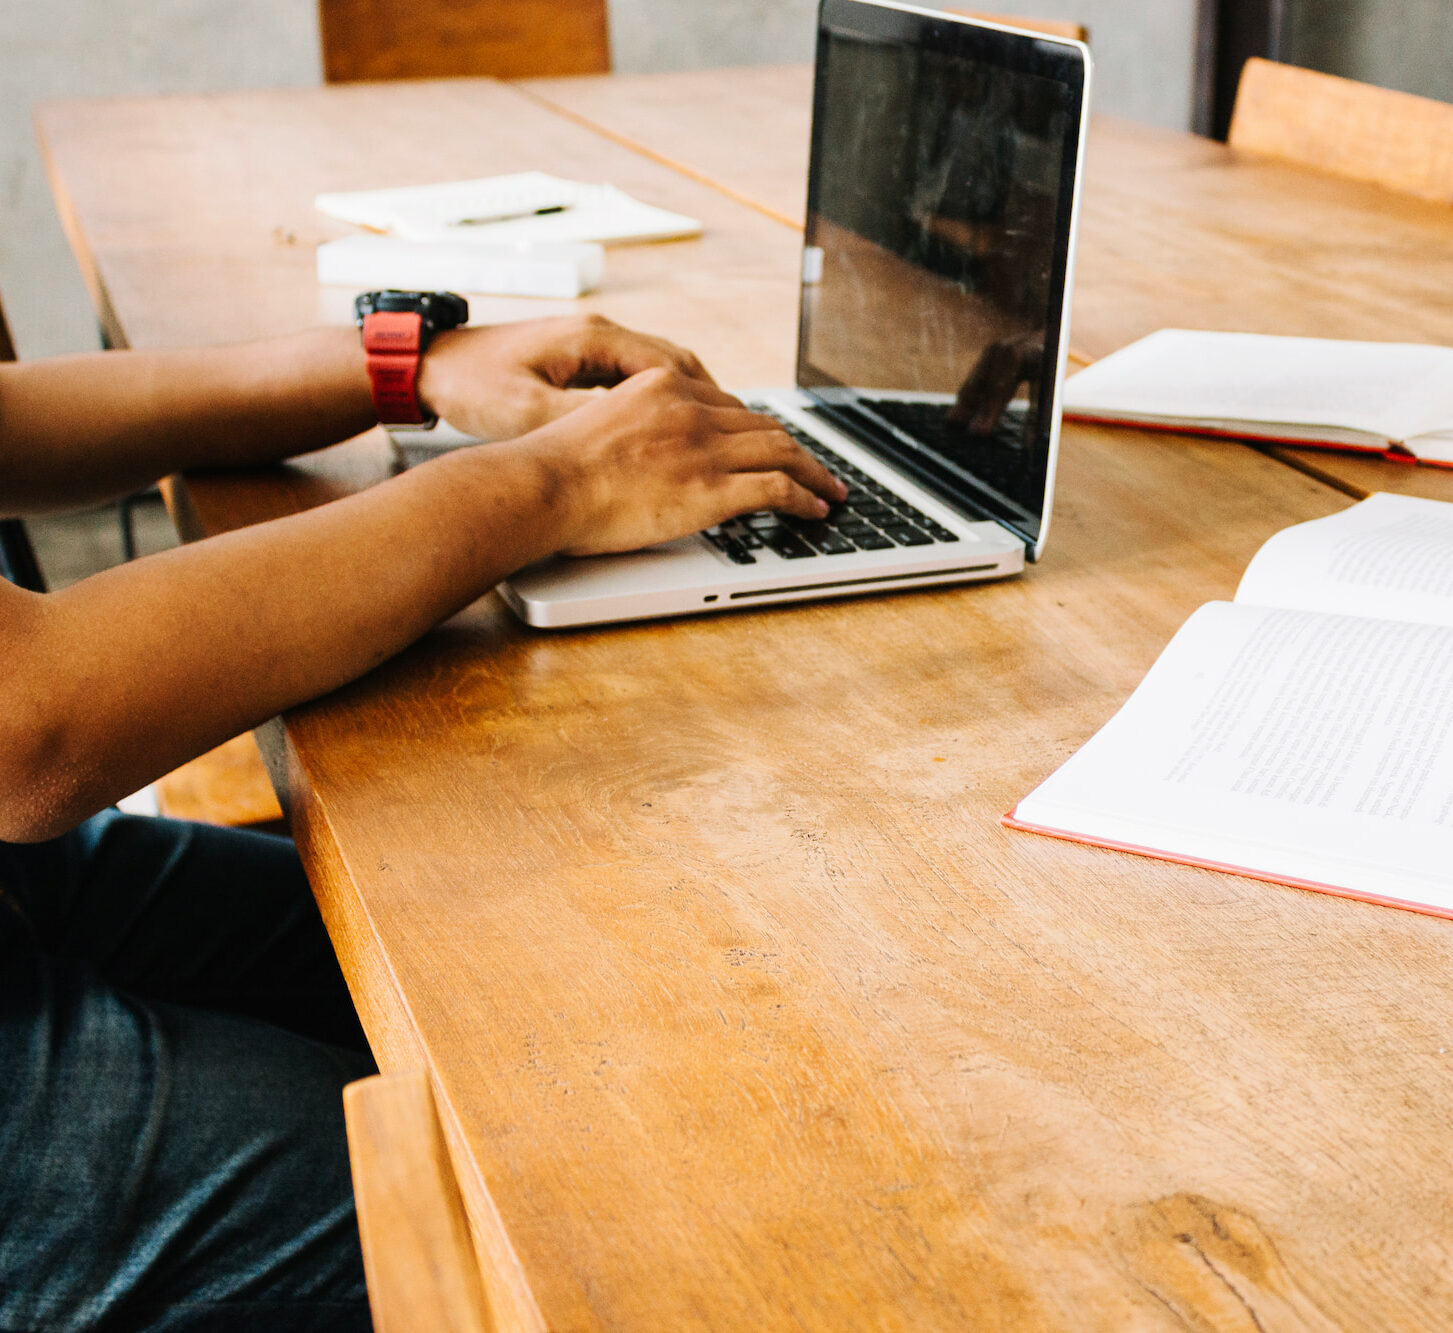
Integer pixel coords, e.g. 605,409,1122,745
1283,0,1453,104
611,2,1198,128
2,0,1196,359
934,1,1198,131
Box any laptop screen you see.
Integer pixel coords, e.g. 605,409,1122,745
798,1,1088,551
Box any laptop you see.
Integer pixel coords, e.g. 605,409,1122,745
499,0,1092,628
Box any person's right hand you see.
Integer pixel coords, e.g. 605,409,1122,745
418,313,721,442
514,366,847,558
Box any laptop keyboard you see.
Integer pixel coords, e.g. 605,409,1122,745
861,399,1036,506
701,409,960,565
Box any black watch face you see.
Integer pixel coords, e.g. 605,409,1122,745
354,290,469,329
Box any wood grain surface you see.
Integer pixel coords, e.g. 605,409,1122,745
1230,56,1453,204
520,66,1453,506
319,0,610,84
518,65,816,228
345,1069,495,1333
36,75,1453,1329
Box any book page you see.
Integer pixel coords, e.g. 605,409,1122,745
1237,493,1453,629
1407,431,1453,465
1012,601,1453,909
1386,359,1453,451
1062,330,1453,442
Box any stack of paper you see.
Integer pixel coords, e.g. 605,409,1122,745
316,171,702,245
317,234,604,300
315,171,703,300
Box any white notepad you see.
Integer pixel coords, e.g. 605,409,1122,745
315,171,702,247
1063,329,1453,466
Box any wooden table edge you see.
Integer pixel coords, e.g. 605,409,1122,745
256,715,550,1332
33,102,129,352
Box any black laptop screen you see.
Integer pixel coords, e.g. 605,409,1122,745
797,2,1086,548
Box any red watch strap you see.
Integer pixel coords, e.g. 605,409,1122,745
361,311,430,425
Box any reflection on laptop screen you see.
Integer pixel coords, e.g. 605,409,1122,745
797,4,1086,547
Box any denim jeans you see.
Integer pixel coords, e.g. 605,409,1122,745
0,810,376,1332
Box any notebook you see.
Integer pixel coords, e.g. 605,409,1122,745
1007,492,1453,919
1062,329,1453,466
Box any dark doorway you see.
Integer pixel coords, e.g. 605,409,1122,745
1195,0,1286,139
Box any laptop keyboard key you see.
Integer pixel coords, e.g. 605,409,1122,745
788,521,855,555
765,531,816,559
703,526,758,564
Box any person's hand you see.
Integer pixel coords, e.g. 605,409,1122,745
510,366,847,557
417,313,719,441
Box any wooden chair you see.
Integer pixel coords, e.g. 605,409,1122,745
1229,57,1453,205
344,1069,494,1333
153,734,284,828
318,0,611,83
948,10,1088,43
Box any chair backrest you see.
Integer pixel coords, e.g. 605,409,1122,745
947,10,1088,43
1229,57,1453,204
318,0,611,82
0,295,45,593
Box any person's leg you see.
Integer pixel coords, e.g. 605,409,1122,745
2,809,368,1051
0,811,378,1331
0,943,373,1333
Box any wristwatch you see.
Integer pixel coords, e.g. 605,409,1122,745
354,290,469,427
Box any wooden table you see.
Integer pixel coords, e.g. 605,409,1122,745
37,75,1453,1331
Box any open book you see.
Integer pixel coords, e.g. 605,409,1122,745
1006,493,1453,918
1062,330,1453,466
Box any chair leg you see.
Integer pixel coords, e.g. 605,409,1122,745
118,495,138,562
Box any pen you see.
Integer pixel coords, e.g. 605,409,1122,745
457,204,570,226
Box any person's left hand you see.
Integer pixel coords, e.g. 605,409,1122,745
416,313,720,441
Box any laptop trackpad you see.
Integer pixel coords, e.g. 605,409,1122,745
505,534,719,600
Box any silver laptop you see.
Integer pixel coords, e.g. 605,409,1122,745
501,0,1091,628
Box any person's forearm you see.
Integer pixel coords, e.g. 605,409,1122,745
0,328,374,514
1,440,565,840
0,357,845,843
